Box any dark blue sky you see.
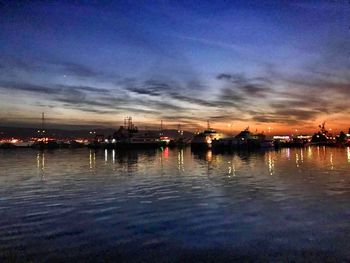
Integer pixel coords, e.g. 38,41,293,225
0,0,349,132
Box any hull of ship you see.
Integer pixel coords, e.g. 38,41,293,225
213,139,274,150
14,142,34,148
32,141,59,149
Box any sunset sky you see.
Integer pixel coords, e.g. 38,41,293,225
0,0,349,134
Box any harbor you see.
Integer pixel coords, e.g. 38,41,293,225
1,1,349,260
1,116,349,151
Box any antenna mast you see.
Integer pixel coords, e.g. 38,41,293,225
178,123,183,136
160,120,163,136
41,112,45,131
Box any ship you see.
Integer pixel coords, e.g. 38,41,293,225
102,117,167,149
0,139,34,148
191,121,222,149
311,122,336,146
168,124,191,148
212,127,274,149
32,113,59,149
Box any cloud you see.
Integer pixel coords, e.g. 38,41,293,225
276,109,321,120
123,79,168,96
54,61,101,78
123,79,218,108
0,81,110,97
56,84,110,94
216,73,245,83
215,73,273,109
0,81,58,94
239,84,272,97
217,87,244,107
1,67,349,129
127,87,162,96
172,35,248,53
0,55,105,80
215,71,350,126
169,93,218,107
216,73,273,97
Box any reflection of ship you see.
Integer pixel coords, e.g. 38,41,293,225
191,121,222,149
191,149,214,162
98,148,158,173
58,140,85,149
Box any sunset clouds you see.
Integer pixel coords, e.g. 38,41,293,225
0,1,349,133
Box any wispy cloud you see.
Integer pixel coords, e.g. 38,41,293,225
171,34,248,53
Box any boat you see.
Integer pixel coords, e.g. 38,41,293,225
32,139,59,149
14,140,34,148
311,122,337,146
260,139,274,148
30,112,59,149
191,121,222,149
103,117,166,149
213,127,274,150
0,139,34,148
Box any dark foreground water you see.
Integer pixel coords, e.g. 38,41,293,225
0,146,349,262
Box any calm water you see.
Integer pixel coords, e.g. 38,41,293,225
0,147,350,262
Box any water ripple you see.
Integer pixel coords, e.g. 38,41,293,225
0,147,349,261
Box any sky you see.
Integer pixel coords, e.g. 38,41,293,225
0,0,349,134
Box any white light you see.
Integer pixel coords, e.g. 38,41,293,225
297,135,311,139
273,136,290,140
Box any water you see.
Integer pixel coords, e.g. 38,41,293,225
0,147,349,262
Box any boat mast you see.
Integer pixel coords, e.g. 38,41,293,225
178,123,183,136
41,112,44,131
160,120,163,136
40,112,45,138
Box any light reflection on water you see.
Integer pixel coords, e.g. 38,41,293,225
0,147,350,261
